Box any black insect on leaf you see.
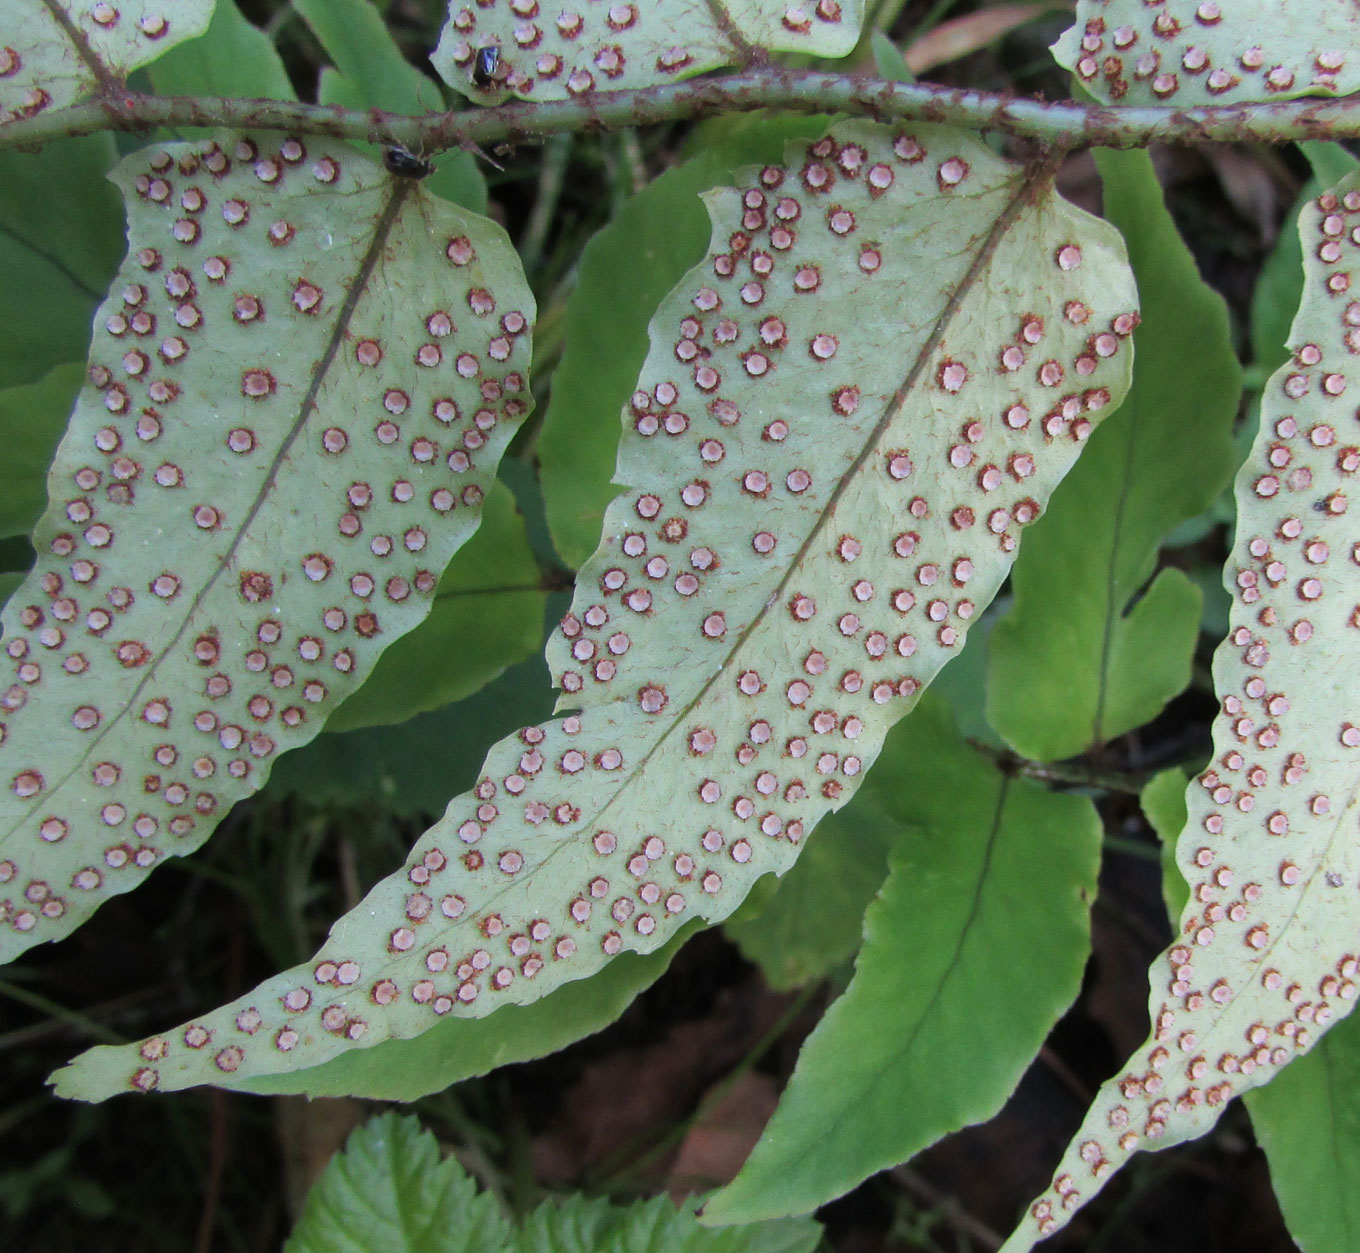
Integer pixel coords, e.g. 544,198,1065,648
383,145,434,179
472,45,500,88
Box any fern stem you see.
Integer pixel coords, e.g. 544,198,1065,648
5,70,1360,154
0,975,127,1045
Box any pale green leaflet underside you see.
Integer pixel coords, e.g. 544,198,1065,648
1003,172,1360,1250
1,0,214,126
1053,0,1360,107
7,2,1360,1249
432,0,860,103
55,120,1137,1099
0,133,534,960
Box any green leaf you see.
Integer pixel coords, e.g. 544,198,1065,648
0,0,213,126
0,363,85,541
0,135,124,389
705,695,1101,1224
287,1112,823,1253
0,573,23,609
1141,766,1190,924
230,923,697,1099
265,651,557,819
0,133,535,962
869,29,915,83
1299,139,1360,189
1052,1,1360,106
924,595,1003,747
55,121,1135,1099
724,790,897,992
284,1112,505,1253
431,0,861,103
323,480,546,733
987,147,1239,761
295,0,487,215
315,65,364,109
1002,168,1360,1250
148,0,297,100
1247,1008,1360,1253
541,114,827,569
295,0,441,112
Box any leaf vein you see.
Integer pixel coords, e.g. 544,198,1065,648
0,179,416,841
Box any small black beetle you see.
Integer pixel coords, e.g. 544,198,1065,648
472,45,500,88
383,146,434,179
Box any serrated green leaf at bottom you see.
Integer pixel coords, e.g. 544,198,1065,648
519,1194,820,1253
285,1112,822,1253
284,1111,503,1253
